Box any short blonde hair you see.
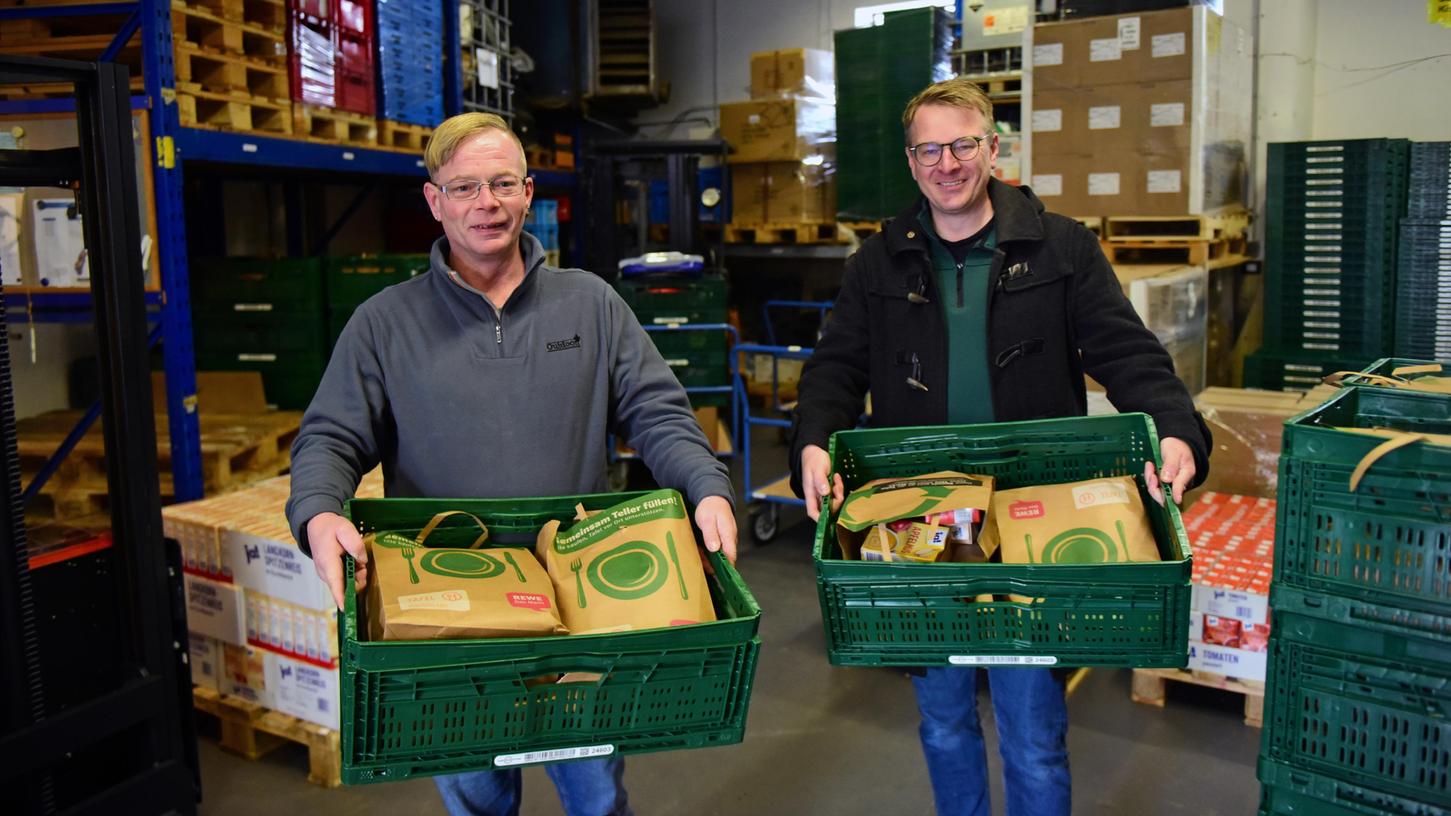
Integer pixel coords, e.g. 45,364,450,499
424,113,526,179
902,78,995,144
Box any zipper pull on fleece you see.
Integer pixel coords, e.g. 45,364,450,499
495,321,502,344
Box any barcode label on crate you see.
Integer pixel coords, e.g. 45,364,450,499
949,655,1058,666
494,744,615,767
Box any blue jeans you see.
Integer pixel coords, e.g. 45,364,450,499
433,757,631,816
911,667,1070,816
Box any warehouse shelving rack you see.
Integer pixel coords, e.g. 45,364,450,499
0,0,571,503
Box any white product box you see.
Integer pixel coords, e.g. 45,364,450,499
188,634,221,691
223,529,333,611
246,590,339,664
221,643,275,708
184,573,247,645
1191,583,1270,627
266,652,340,730
1186,638,1267,683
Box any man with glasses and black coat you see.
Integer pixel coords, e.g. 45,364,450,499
286,112,736,816
789,78,1211,816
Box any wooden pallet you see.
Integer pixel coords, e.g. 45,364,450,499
378,119,432,152
180,0,286,33
174,45,288,100
1104,209,1250,242
177,87,292,135
1131,667,1264,727
839,220,883,241
293,103,377,146
1100,234,1248,267
725,221,844,245
192,686,341,788
0,75,145,99
17,409,302,499
0,5,135,42
171,2,286,64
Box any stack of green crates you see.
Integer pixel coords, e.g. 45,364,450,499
616,273,730,406
1257,364,1451,815
191,258,329,410
326,253,430,347
834,6,953,221
338,492,761,782
1248,139,1409,391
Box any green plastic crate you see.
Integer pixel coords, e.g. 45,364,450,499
327,253,429,309
1352,357,1450,385
1258,757,1445,816
661,350,730,388
812,414,1191,667
192,310,330,355
1273,386,1451,613
617,276,726,314
191,257,325,314
1268,585,1451,674
631,306,729,327
646,327,729,357
1259,596,1450,808
338,493,762,784
195,350,327,410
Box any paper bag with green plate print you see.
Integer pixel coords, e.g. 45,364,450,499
993,476,1160,567
536,490,715,635
364,511,568,641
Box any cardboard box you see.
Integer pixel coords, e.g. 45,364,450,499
1031,7,1197,92
750,48,833,98
766,159,835,222
246,590,339,664
266,651,340,730
1028,6,1253,216
184,573,248,645
730,163,768,223
719,97,834,163
189,634,222,691
223,525,335,612
221,643,273,707
1192,583,1269,627
1186,388,1304,500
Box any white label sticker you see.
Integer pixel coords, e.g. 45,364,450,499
398,590,470,612
949,655,1060,666
1088,172,1121,196
1031,174,1063,197
233,303,274,312
1088,105,1121,130
1090,37,1123,62
1147,169,1182,193
1073,481,1130,508
1118,17,1141,49
476,49,500,89
1031,109,1062,132
1150,103,1185,127
1152,32,1186,58
1032,43,1063,66
495,744,616,767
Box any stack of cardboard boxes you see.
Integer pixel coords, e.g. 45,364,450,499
1181,492,1274,682
720,48,836,226
171,470,384,730
1028,6,1252,216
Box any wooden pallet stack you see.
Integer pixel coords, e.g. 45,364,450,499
172,0,293,136
0,1,145,96
1098,210,1250,269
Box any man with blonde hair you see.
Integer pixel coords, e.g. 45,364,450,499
287,112,737,816
790,77,1210,815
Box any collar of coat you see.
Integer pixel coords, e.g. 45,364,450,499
883,177,1046,258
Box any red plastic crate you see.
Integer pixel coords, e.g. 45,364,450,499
337,0,371,36
336,66,375,115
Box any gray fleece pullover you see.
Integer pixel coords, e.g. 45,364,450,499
285,232,733,552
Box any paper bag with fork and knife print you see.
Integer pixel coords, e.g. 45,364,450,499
364,511,568,641
535,490,716,635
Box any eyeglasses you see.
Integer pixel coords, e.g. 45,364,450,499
908,135,992,167
436,174,528,201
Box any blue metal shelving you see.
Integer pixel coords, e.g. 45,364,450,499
2,0,472,503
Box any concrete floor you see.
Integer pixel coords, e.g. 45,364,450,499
194,426,1262,815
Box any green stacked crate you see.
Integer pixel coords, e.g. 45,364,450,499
1257,383,1451,814
191,257,328,410
327,253,430,346
616,274,731,405
1261,139,1408,364
1241,348,1372,393
834,7,953,221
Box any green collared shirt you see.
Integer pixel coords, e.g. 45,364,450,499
918,204,997,424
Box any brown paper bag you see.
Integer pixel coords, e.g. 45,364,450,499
994,476,1159,566
835,471,995,561
365,511,568,641
537,490,716,635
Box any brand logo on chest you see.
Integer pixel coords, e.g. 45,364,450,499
547,335,582,352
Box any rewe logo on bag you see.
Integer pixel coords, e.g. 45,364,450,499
1009,500,1044,520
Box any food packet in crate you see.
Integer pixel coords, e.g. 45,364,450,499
836,471,995,562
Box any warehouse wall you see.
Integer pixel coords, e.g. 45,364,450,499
1308,0,1451,141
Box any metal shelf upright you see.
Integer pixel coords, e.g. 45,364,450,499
2,0,470,504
